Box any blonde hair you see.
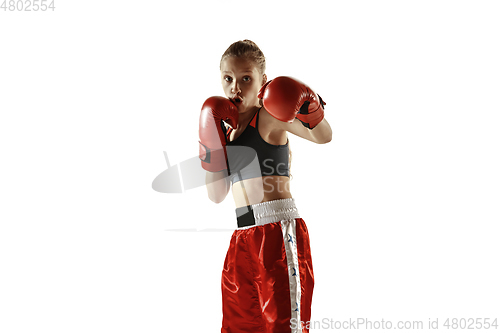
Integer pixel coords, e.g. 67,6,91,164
220,39,266,75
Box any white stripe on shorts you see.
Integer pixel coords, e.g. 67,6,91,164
281,219,301,333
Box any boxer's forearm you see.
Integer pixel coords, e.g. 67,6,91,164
205,170,230,203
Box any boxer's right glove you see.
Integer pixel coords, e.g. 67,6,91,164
198,96,239,172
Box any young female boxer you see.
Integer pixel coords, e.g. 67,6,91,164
198,40,332,333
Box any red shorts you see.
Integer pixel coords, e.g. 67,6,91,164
221,198,314,333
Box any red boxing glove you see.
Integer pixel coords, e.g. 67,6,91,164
258,76,326,129
199,96,239,172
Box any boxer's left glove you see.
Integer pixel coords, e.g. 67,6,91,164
199,96,239,172
258,76,326,129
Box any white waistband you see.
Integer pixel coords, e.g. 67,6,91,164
238,198,300,229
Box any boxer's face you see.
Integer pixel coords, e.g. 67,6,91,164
221,56,267,114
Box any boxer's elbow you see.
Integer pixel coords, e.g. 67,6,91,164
311,118,332,144
312,131,332,144
319,133,332,144
208,191,227,204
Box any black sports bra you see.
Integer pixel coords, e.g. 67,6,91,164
225,108,289,184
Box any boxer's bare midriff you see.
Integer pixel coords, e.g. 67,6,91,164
232,175,292,208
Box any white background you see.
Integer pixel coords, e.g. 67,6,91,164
1,0,499,332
